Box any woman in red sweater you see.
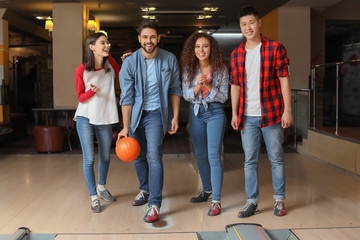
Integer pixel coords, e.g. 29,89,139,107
73,32,120,213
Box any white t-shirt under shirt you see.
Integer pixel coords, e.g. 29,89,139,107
245,42,262,116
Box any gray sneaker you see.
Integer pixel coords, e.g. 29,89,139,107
97,189,115,202
132,191,149,206
237,202,259,218
91,199,102,213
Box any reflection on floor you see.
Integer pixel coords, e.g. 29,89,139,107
0,151,359,240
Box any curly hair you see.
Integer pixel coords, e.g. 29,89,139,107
180,32,225,85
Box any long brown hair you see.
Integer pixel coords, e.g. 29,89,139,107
83,32,110,73
180,32,225,85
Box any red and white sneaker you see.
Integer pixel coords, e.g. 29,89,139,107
208,201,221,216
274,200,286,216
144,205,160,223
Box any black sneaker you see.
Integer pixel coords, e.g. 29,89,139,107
91,199,102,213
132,191,149,206
190,191,212,203
237,202,259,218
97,189,115,202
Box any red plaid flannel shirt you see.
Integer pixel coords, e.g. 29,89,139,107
230,35,290,129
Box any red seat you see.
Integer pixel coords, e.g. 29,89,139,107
34,125,65,153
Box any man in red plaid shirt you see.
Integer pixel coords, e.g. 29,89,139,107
230,6,293,218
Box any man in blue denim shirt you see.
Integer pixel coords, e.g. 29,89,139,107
118,20,182,223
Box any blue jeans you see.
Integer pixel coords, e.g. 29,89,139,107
76,116,113,196
189,102,226,201
131,109,164,207
241,116,285,203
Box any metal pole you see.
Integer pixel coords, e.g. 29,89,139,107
308,90,311,131
312,67,316,129
294,91,297,149
335,64,339,135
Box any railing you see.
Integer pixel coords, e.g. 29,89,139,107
291,89,311,149
311,59,360,138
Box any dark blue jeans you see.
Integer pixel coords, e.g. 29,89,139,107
189,102,226,201
131,109,164,207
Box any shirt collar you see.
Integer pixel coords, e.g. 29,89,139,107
240,34,266,49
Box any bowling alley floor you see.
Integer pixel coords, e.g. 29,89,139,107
1,142,360,240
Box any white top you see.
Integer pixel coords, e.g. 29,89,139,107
245,43,262,116
74,65,119,125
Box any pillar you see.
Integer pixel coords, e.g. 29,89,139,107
0,8,9,124
52,3,88,108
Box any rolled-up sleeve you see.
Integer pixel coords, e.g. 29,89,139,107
275,44,290,78
182,72,197,102
168,56,182,96
230,50,240,86
119,59,135,106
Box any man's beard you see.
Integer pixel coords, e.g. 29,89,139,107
141,43,157,54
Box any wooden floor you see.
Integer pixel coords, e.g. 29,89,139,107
0,152,359,240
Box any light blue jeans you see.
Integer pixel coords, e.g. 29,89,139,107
76,116,112,196
241,116,285,203
189,102,226,201
130,109,164,207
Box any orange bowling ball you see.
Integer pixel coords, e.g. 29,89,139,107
116,137,140,162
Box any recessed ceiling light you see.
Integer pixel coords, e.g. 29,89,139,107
36,16,52,20
203,7,218,12
142,15,156,20
197,15,212,20
141,7,157,12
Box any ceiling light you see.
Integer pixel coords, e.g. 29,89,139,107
141,7,157,12
99,30,108,37
142,15,156,20
197,15,212,20
203,7,218,12
36,16,52,20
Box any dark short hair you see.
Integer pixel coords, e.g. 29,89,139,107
138,20,160,35
238,6,259,19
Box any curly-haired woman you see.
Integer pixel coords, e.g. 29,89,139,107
181,32,229,216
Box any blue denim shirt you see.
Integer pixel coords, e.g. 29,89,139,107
182,65,229,116
119,48,182,135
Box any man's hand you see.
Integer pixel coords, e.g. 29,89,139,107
231,114,239,131
117,128,129,143
168,118,179,135
281,111,293,128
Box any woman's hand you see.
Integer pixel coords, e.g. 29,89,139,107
90,84,101,93
121,51,132,62
196,73,207,85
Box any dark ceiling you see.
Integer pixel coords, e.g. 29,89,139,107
1,0,290,54
0,0,289,30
